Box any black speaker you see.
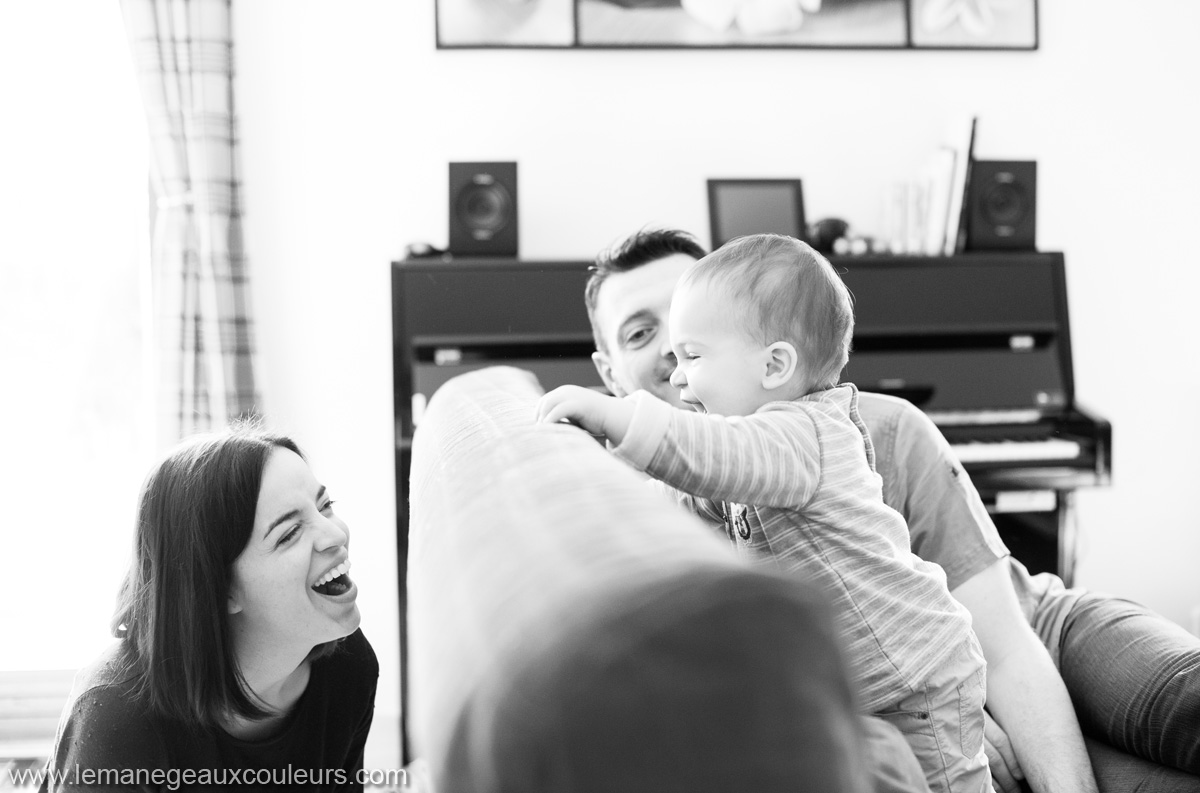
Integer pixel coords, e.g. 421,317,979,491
448,162,518,257
966,160,1036,251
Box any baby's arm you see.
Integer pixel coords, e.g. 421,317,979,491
536,385,636,445
614,392,822,508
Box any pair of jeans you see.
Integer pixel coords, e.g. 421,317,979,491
1056,591,1200,791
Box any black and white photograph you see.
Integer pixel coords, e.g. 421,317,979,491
437,0,575,47
436,0,1036,49
909,0,1037,49
2,1,1198,792
578,0,907,48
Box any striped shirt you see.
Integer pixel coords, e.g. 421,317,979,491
614,383,975,712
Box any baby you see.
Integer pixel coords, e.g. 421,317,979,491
537,233,991,793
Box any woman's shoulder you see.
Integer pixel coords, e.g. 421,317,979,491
64,643,156,726
56,683,164,756
65,642,146,720
45,644,170,785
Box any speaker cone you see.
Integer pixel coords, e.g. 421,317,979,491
981,180,1029,228
455,175,512,240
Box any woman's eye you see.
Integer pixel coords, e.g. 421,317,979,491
277,525,301,546
321,499,336,513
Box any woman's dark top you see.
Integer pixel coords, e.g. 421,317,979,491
39,629,378,792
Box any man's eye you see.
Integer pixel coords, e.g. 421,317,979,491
625,328,650,346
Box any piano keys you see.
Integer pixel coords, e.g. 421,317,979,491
933,405,1110,490
948,437,1082,464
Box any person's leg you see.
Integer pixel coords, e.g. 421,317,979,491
860,716,933,793
1085,737,1200,793
875,639,991,793
1057,592,1200,774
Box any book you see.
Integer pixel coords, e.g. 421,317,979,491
883,180,909,254
923,146,957,255
942,115,977,256
907,178,928,255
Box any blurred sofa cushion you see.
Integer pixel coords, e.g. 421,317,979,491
406,366,871,792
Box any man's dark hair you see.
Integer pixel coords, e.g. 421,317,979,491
585,228,707,352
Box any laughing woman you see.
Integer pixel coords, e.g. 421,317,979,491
40,426,377,792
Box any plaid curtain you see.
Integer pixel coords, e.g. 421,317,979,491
121,0,259,446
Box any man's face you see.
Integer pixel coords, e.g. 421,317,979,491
591,253,694,407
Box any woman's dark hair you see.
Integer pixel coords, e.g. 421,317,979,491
111,423,327,730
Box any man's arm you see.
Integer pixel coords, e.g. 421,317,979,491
952,560,1098,793
862,393,1098,793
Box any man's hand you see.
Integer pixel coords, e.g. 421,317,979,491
984,709,1025,793
535,385,634,445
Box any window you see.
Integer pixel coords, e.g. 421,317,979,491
0,2,150,673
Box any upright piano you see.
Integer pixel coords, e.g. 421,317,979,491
834,252,1110,586
392,251,1110,754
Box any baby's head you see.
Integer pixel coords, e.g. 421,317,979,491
667,234,853,416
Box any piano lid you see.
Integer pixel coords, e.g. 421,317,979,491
832,252,1074,417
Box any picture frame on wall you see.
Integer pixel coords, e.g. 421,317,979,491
437,0,576,47
436,0,1037,50
909,0,1038,49
579,0,906,47
708,179,807,249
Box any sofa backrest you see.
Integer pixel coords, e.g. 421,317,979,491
407,366,870,793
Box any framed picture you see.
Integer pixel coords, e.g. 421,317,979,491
909,0,1038,49
435,0,1037,50
708,179,807,249
437,0,575,47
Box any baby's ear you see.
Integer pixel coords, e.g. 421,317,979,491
762,341,799,390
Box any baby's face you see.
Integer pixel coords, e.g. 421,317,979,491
667,282,773,417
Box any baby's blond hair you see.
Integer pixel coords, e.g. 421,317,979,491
679,234,854,391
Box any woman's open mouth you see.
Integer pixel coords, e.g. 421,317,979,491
311,560,353,597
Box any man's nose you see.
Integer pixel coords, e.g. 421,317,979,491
658,333,674,359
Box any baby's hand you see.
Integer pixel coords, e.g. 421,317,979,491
535,385,616,437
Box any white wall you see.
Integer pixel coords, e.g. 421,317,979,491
234,0,1200,768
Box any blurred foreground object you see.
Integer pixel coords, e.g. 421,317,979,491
406,366,875,793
